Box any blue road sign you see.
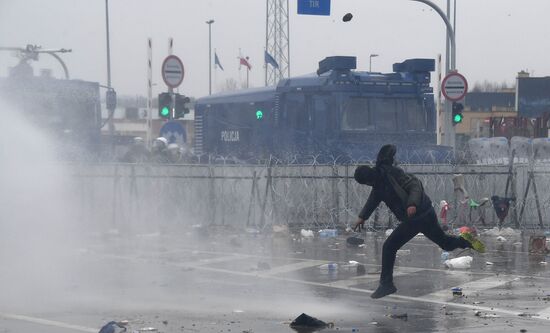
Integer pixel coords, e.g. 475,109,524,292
160,121,187,145
297,0,331,16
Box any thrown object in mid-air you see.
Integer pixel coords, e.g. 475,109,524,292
342,13,353,22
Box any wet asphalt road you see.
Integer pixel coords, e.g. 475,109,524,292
1,227,549,333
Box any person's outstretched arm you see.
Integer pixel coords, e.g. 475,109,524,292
354,191,381,231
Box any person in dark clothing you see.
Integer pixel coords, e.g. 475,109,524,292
353,144,485,299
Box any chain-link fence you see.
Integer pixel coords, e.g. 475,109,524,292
70,161,550,234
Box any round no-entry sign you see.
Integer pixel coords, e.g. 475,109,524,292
162,55,185,89
442,72,468,101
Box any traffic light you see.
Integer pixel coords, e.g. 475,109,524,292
256,109,264,120
106,89,117,110
158,92,172,119
174,94,190,119
452,102,464,125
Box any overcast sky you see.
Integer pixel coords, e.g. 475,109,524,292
1,0,549,98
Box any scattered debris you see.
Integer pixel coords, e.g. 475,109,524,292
518,313,539,317
497,236,507,242
385,229,394,236
99,321,128,333
346,236,365,246
459,226,476,235
486,262,494,265
474,311,500,318
520,329,527,333
245,227,260,234
529,236,548,254
342,13,353,22
290,313,328,329
233,309,244,313
301,229,314,238
369,321,378,325
137,328,158,332
452,287,463,296
162,320,168,325
272,224,289,234
441,251,449,261
483,227,520,237
319,229,338,238
388,313,408,321
540,261,548,265
445,256,473,269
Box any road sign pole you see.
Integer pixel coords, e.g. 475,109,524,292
167,38,174,120
411,0,457,148
147,38,153,148
442,71,467,149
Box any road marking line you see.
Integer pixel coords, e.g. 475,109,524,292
323,267,425,289
98,252,550,321
0,313,96,332
421,275,521,301
259,260,326,276
537,306,550,319
178,248,550,282
194,255,249,265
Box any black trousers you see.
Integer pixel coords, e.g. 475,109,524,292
380,207,471,285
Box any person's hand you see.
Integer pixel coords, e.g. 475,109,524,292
407,206,417,217
353,218,365,232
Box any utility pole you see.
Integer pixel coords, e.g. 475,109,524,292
411,0,456,148
206,19,214,95
105,0,116,144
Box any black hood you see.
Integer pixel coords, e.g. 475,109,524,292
376,144,397,167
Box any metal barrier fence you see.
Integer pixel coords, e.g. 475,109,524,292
70,162,550,233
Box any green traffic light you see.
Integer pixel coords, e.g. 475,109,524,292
256,110,263,120
161,106,170,117
453,113,463,123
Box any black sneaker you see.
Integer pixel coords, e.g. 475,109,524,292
371,283,397,299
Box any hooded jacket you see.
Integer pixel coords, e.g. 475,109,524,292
357,145,432,222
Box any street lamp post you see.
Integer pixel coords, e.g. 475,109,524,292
410,0,457,148
369,54,379,72
104,0,115,142
206,19,215,95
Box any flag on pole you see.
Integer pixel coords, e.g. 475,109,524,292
214,52,224,71
264,50,279,69
239,56,252,70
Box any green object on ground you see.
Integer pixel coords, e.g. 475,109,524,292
461,232,486,253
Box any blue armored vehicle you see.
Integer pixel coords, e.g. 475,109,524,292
194,56,451,164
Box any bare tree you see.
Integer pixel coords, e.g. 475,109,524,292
471,80,515,92
219,78,239,92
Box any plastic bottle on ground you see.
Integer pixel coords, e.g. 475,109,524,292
301,229,314,238
341,261,359,271
444,256,473,269
441,251,449,261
